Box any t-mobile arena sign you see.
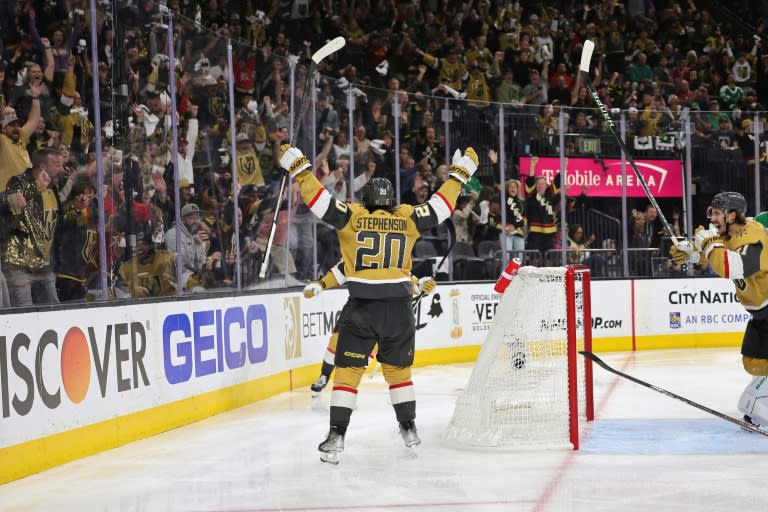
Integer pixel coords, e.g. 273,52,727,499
518,157,683,197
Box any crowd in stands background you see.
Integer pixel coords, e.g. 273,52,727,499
0,0,767,307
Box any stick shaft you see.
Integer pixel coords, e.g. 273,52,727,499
581,351,768,437
412,219,456,308
260,39,345,278
259,58,315,278
581,73,679,246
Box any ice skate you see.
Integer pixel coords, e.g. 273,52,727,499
399,420,421,448
311,374,329,397
318,427,345,464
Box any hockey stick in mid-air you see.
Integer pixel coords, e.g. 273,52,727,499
578,40,684,251
259,37,347,278
581,351,768,437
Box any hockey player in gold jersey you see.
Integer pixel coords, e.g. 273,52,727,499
279,143,477,463
117,228,178,298
671,192,768,428
304,260,438,397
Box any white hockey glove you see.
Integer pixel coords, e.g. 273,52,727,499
448,147,479,184
417,276,437,295
669,240,700,266
302,281,324,299
693,224,725,259
279,144,311,178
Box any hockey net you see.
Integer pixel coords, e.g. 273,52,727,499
445,265,594,450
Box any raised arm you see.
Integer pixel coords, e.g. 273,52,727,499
21,82,43,139
41,38,54,82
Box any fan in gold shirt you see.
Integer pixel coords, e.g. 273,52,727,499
0,82,44,191
116,227,178,298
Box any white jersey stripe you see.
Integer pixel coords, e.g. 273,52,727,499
744,297,768,311
389,383,415,405
330,387,358,409
331,264,347,285
725,249,745,279
346,276,413,285
428,192,453,223
308,188,333,218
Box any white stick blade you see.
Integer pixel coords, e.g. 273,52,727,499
312,37,346,64
579,40,595,72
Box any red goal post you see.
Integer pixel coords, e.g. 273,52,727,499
445,265,594,450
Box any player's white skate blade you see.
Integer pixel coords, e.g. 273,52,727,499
399,421,421,457
318,427,344,464
320,451,340,464
403,442,420,458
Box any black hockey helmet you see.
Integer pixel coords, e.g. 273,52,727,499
362,177,395,209
135,222,156,246
708,191,747,218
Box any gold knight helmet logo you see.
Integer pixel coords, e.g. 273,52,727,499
283,296,302,359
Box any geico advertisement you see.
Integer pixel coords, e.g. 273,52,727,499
0,295,288,448
634,279,749,335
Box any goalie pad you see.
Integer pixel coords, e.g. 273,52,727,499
737,376,768,425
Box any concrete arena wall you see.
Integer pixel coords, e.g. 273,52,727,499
0,277,744,483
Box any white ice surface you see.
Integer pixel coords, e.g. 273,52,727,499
2,348,768,511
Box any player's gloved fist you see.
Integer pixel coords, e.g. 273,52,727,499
449,147,479,184
302,280,324,299
669,241,700,265
694,223,725,258
279,144,311,178
417,276,437,295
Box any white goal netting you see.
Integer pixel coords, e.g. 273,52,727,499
445,266,592,449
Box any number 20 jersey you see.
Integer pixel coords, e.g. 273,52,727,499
294,171,461,299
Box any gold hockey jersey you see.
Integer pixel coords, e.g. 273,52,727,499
294,171,461,299
117,249,178,298
704,219,768,311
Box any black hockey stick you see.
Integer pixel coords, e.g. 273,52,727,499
259,37,347,278
412,218,456,311
578,40,684,251
581,351,768,437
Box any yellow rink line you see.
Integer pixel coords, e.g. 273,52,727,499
0,336,741,484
